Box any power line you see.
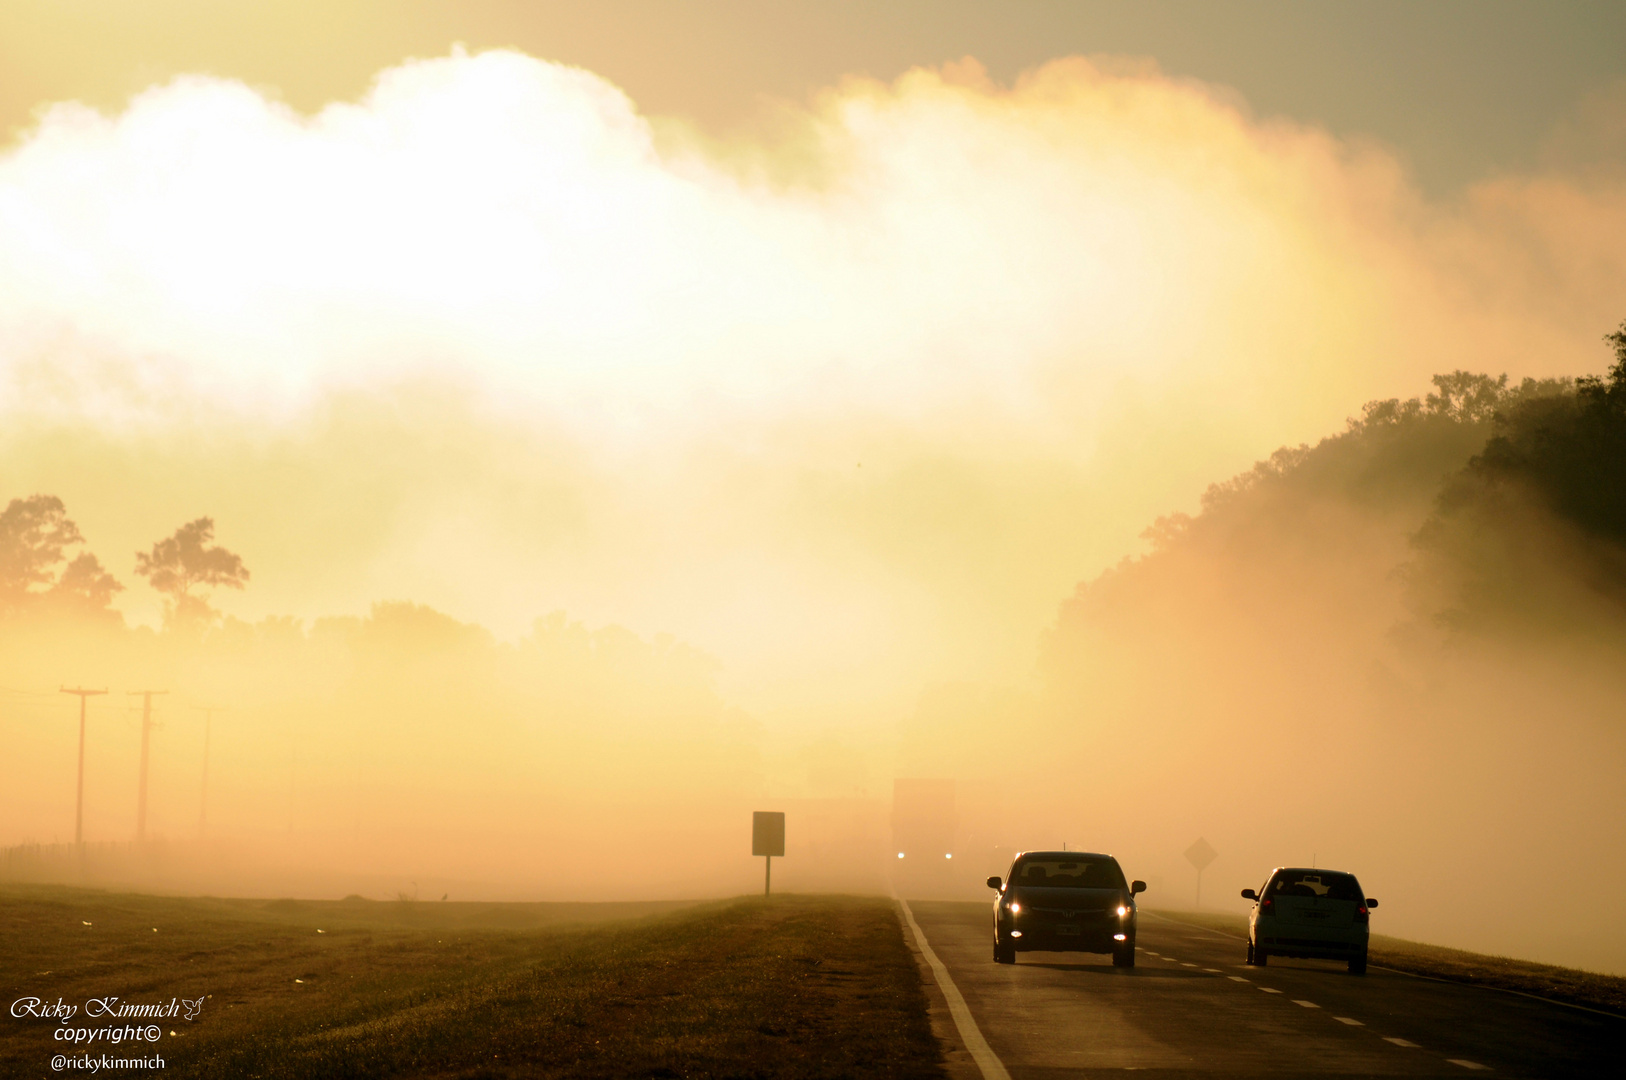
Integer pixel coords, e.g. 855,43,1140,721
60,687,108,846
191,704,226,839
127,690,168,842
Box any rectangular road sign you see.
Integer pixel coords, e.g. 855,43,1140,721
752,811,785,857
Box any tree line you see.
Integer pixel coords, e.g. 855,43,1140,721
0,503,248,630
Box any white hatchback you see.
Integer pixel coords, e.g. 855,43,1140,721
1242,867,1378,974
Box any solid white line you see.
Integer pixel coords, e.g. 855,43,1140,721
897,898,1012,1080
1333,1016,1364,1026
1448,1060,1491,1071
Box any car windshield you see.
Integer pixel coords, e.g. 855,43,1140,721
1012,858,1126,889
1267,871,1363,902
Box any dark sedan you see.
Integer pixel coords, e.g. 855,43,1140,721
987,851,1147,966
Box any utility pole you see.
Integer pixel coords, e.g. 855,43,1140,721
129,690,168,841
192,704,225,838
60,687,108,845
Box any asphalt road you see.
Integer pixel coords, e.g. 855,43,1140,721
905,901,1623,1079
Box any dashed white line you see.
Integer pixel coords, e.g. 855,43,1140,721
1384,1038,1420,1048
1293,1000,1320,1009
1227,975,1250,982
1260,987,1283,994
1202,967,1222,973
1181,962,1197,967
1448,1060,1491,1071
1333,1016,1364,1026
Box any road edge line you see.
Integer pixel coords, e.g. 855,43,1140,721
896,898,1012,1080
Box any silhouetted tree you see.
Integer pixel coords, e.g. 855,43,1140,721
0,495,123,619
1410,320,1626,628
135,517,250,631
51,553,125,616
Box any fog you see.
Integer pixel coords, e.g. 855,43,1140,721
3,50,1625,973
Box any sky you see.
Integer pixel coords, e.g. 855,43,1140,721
6,1,1626,193
2,0,1625,731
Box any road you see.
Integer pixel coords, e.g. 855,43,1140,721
904,901,1622,1079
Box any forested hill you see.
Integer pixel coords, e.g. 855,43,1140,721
1024,324,1626,972
1049,321,1626,661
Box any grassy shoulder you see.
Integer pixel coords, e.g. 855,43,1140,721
0,885,945,1079
1145,907,1626,1016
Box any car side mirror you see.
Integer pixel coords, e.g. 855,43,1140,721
1365,898,1378,908
1131,880,1146,894
986,876,1002,891
1241,888,1258,901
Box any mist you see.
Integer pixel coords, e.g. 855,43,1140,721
4,49,1626,973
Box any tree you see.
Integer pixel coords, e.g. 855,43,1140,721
52,553,125,616
135,518,250,630
0,495,123,619
1408,319,1626,629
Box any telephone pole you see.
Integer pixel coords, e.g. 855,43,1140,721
191,704,225,838
129,690,168,841
60,687,108,845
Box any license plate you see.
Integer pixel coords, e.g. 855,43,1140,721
1302,911,1330,920
1055,924,1081,936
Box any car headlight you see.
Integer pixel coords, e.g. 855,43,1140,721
1007,901,1021,914
1116,905,1129,917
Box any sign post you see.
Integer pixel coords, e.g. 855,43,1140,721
1184,837,1217,908
752,811,785,897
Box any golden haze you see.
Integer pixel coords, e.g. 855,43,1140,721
2,50,1625,970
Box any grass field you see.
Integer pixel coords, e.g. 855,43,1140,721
0,885,945,1079
1146,907,1626,1016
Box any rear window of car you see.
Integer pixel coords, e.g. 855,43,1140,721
1011,858,1127,889
1267,871,1363,901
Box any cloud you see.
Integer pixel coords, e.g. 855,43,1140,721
1,49,1623,723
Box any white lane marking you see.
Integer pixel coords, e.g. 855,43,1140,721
897,898,1012,1080
1228,976,1250,982
1202,967,1222,973
1384,1038,1420,1047
1293,1000,1320,1008
1448,1061,1491,1071
1181,963,1197,967
1140,910,1626,1021
1260,987,1283,994
1333,1016,1364,1026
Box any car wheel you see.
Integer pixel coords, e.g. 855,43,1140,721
1246,941,1255,965
995,942,1016,964
1253,945,1269,966
1113,942,1135,968
1348,950,1367,975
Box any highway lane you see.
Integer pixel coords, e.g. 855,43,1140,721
906,901,1622,1079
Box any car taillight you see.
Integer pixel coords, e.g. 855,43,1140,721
1354,904,1368,924
1260,897,1274,916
